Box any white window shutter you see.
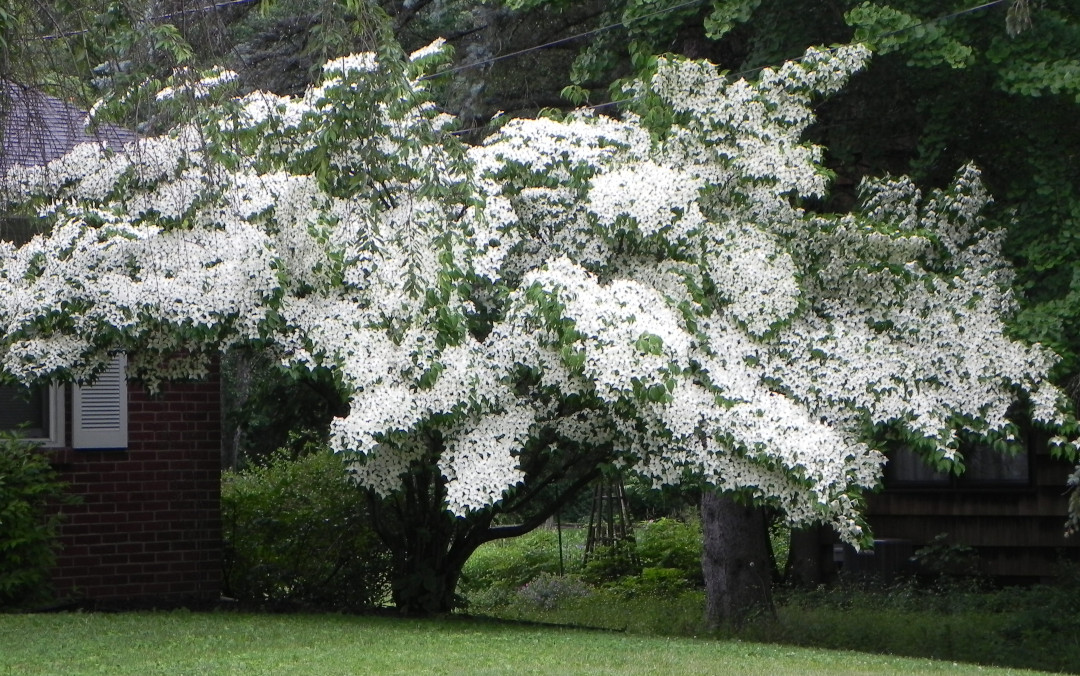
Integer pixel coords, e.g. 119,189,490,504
73,354,128,449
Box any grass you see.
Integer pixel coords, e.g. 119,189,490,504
0,611,1061,676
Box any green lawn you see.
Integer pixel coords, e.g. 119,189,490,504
0,612,1056,676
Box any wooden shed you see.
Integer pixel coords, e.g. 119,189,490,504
864,435,1080,582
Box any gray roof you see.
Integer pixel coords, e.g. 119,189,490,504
1,82,136,172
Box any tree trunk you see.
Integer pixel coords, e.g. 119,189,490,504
786,525,829,588
367,437,487,616
386,521,476,615
700,491,775,628
368,430,607,615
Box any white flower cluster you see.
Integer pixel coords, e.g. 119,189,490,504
323,52,379,75
1,42,1073,534
156,67,238,101
439,405,534,513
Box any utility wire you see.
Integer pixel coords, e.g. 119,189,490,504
421,0,709,80
21,0,1011,138
719,0,1006,84
28,0,260,42
450,0,1009,136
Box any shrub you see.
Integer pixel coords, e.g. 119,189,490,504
582,544,642,585
221,445,392,610
516,573,591,610
997,566,1080,651
910,533,982,581
635,517,703,586
0,432,69,609
617,567,691,597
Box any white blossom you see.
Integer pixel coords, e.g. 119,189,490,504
1,43,1074,535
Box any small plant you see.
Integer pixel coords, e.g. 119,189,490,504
911,533,982,584
0,432,70,609
516,573,591,610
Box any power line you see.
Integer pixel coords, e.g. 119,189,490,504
21,0,1012,137
421,0,710,81
450,0,1009,136
877,0,1006,40
721,0,1006,84
28,0,260,42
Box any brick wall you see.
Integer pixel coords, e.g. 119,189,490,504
49,368,222,604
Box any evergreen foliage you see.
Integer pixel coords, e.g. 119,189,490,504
221,444,392,609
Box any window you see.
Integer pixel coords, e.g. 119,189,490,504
885,440,1030,488
0,355,128,449
0,383,65,446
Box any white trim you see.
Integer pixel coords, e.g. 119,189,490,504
39,384,65,447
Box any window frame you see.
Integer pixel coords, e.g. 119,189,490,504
0,383,66,447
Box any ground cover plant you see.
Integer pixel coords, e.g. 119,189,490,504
0,611,1067,676
458,524,1080,674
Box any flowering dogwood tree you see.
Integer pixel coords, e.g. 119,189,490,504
2,40,1075,615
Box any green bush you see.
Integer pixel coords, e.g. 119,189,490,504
221,446,392,610
582,544,642,585
0,432,69,609
635,517,703,586
603,566,691,599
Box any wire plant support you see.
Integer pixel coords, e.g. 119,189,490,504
583,474,640,569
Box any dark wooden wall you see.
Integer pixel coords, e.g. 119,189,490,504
866,444,1080,581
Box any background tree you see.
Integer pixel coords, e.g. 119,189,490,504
499,0,1080,377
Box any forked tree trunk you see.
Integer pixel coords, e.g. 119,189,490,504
386,515,477,615
369,431,605,616
367,442,486,616
701,491,775,628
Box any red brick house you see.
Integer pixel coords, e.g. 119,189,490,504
2,83,222,605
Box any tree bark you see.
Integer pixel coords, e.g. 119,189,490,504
701,491,775,628
786,525,829,588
